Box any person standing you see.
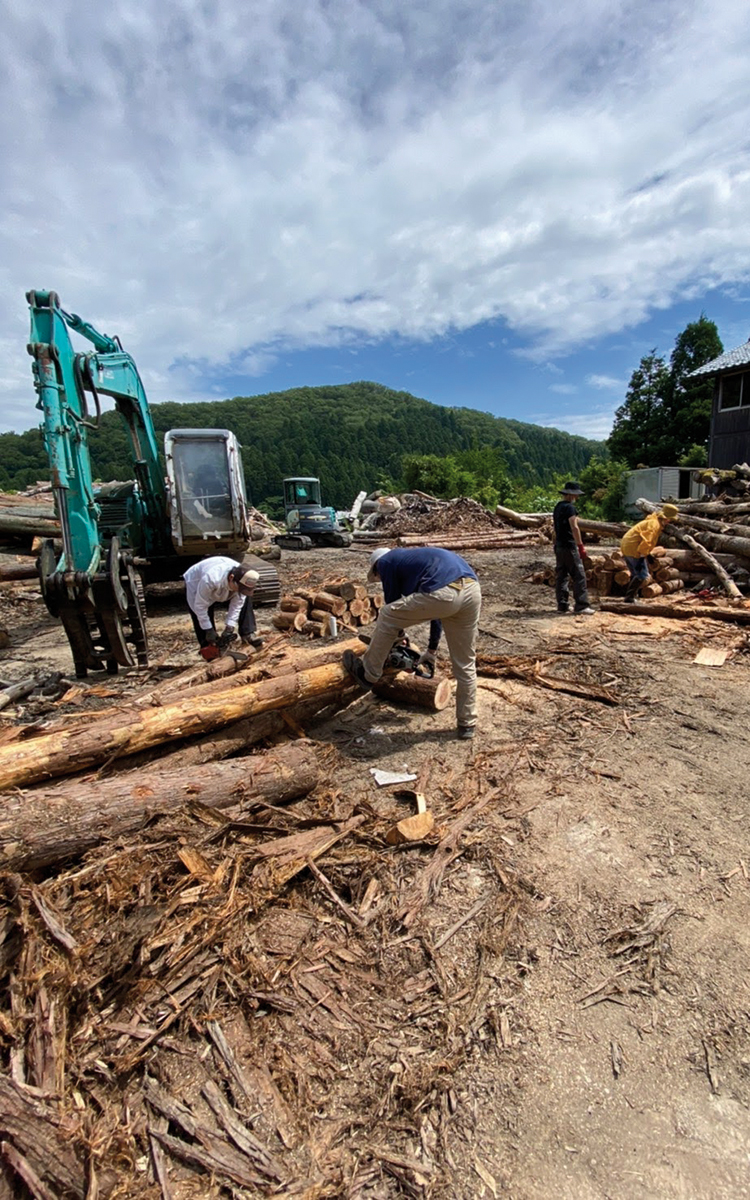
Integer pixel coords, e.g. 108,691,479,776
183,557,263,660
619,505,678,602
553,482,594,615
342,546,481,739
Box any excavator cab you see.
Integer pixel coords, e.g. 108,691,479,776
166,429,249,555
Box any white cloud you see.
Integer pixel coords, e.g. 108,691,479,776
539,407,619,441
2,0,750,430
586,373,624,390
550,383,578,395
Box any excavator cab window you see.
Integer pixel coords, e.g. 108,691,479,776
284,478,321,508
174,440,232,535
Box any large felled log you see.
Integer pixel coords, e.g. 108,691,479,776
0,741,320,872
0,660,357,790
636,499,745,598
494,505,546,528
600,599,750,624
0,564,39,583
0,513,60,540
372,671,452,710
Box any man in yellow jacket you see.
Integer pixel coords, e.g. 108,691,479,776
620,504,679,601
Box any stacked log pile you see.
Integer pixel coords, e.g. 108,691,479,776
272,577,382,635
352,494,547,550
528,544,732,600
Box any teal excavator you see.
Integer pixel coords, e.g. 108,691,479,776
26,290,279,677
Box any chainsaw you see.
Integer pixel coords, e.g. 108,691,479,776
357,634,434,678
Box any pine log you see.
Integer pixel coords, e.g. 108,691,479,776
279,596,309,613
292,588,317,603
656,567,680,582
0,514,60,539
614,570,632,586
494,505,545,528
338,582,368,602
0,660,359,790
311,591,347,616
347,598,367,617
675,500,750,516
660,579,685,594
371,592,384,609
640,582,663,598
292,611,309,631
665,511,750,541
600,599,750,623
298,620,325,636
372,671,452,710
576,518,629,538
0,564,39,583
0,741,320,872
593,570,614,596
272,612,297,630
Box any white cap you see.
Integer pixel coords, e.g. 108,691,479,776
238,569,260,589
367,547,390,582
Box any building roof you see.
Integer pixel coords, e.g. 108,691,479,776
689,340,750,377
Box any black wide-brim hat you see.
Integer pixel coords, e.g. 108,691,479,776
559,481,584,495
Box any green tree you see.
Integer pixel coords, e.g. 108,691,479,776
655,315,723,462
608,351,670,468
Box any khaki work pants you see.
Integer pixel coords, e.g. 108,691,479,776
362,579,482,728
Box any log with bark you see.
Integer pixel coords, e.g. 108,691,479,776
372,671,452,710
0,741,320,872
635,499,743,598
600,599,750,624
0,564,39,583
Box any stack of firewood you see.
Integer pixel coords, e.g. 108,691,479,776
272,578,383,636
529,545,729,599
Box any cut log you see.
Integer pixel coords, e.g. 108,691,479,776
339,582,368,602
372,671,452,711
600,599,750,624
311,592,347,616
0,564,39,583
298,620,325,636
660,579,685,594
640,582,663,598
494,505,545,528
279,596,309,613
614,570,632,586
0,660,359,790
656,567,680,582
271,612,297,630
292,611,309,631
0,741,320,873
347,598,367,618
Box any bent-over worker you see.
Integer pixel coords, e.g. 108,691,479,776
183,556,263,661
553,481,594,615
619,504,678,602
342,546,481,739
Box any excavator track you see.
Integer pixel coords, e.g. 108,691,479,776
274,534,314,552
242,553,281,606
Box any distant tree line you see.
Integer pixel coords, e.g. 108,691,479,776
0,381,603,508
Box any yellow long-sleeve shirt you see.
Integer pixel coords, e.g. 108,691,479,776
620,513,665,558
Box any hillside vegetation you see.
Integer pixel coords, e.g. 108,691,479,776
0,381,603,509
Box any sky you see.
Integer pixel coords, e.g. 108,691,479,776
2,0,750,443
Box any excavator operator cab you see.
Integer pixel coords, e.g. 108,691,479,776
166,429,250,554
283,476,322,510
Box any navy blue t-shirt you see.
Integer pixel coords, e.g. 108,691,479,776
375,548,478,651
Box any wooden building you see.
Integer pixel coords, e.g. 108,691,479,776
690,340,750,468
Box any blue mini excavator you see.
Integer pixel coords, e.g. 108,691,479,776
26,290,279,677
275,476,352,550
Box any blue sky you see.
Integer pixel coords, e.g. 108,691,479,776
2,0,750,442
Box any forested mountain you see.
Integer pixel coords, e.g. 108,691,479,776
0,381,603,508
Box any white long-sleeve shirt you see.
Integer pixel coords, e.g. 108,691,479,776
183,557,243,631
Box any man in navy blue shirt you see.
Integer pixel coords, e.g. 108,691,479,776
343,546,482,739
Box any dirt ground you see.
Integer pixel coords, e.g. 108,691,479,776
1,544,750,1199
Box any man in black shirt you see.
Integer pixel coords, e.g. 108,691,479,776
552,482,594,615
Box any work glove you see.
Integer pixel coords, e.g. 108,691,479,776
200,643,220,662
577,543,587,560
217,628,238,649
416,649,436,679
204,628,217,644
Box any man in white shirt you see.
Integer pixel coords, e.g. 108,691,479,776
183,557,262,660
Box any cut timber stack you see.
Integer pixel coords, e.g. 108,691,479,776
272,578,382,636
528,544,725,600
